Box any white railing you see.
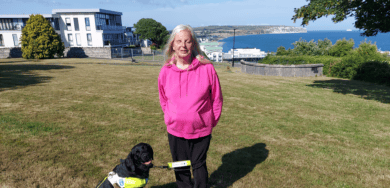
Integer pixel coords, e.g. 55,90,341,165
223,54,266,59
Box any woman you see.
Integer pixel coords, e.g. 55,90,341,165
158,24,223,188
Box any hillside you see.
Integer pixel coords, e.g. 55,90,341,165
193,25,307,41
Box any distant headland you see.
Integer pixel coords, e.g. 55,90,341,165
193,25,307,41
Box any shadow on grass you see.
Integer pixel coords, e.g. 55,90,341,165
151,143,269,188
0,64,74,91
307,79,390,104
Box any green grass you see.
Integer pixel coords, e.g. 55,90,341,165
1,58,389,187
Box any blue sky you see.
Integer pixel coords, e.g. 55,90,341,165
0,0,357,30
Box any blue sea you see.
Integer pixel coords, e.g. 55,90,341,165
220,30,390,53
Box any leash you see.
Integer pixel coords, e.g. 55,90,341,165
153,160,191,169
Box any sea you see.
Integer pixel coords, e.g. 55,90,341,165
220,30,390,53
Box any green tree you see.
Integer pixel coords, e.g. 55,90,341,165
328,38,354,57
292,0,390,36
292,38,318,55
316,38,332,55
133,18,169,48
276,46,287,56
21,14,64,59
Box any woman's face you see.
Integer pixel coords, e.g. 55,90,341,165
172,30,193,58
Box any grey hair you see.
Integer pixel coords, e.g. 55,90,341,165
163,24,203,64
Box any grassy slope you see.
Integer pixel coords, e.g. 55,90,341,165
1,58,389,188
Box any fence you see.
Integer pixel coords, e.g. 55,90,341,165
111,48,166,63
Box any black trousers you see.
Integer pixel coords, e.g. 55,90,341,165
168,133,211,188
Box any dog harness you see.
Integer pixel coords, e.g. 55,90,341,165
104,171,148,188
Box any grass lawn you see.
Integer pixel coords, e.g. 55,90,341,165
1,58,389,187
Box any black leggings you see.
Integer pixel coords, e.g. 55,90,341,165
168,133,211,188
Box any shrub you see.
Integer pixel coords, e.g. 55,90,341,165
276,46,287,56
354,61,390,86
21,14,64,59
150,43,157,50
292,38,318,55
316,38,332,56
355,39,384,60
328,38,354,57
330,52,363,79
330,41,386,79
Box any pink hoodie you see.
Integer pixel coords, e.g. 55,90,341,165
158,58,223,139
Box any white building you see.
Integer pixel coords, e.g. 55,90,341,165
0,9,128,49
199,42,223,62
52,9,127,48
223,48,267,61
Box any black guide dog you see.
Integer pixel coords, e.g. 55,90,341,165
96,143,154,188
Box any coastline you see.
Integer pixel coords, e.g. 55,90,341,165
216,31,308,42
216,30,390,53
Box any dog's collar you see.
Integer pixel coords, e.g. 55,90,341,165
107,171,148,188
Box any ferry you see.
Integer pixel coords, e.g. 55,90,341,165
346,29,352,31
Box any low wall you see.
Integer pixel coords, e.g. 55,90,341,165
0,47,22,58
64,47,112,59
240,60,324,77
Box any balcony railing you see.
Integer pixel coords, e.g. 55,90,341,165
0,24,24,31
103,39,127,46
223,54,266,59
96,25,126,31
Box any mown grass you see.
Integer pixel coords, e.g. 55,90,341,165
1,58,389,187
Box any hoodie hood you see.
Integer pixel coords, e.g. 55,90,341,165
166,57,201,72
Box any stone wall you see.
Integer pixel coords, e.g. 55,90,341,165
64,47,112,59
241,60,324,77
0,48,23,58
1,47,113,59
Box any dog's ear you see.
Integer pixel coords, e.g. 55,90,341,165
125,152,136,172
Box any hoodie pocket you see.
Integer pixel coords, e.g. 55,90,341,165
168,111,205,134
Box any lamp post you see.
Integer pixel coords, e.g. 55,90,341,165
232,28,236,67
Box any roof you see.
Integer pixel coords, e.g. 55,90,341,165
52,9,122,15
204,46,223,52
199,42,220,46
0,14,52,18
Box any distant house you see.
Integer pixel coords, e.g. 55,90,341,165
124,27,140,46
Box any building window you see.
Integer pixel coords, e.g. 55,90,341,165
0,34,3,46
12,34,18,46
75,33,81,46
53,18,60,30
68,34,73,46
85,17,91,31
65,18,71,31
87,33,92,46
0,19,13,30
74,18,79,31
